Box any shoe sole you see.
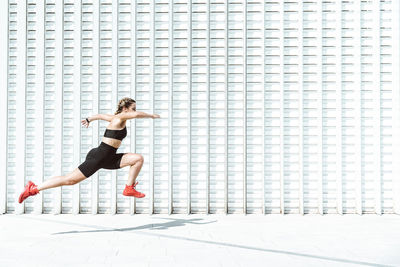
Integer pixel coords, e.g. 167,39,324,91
18,190,28,203
122,193,145,198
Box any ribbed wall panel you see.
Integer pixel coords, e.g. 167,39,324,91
25,0,38,214
191,0,208,214
154,0,170,214
171,1,190,214
2,0,399,215
0,0,8,214
116,0,132,214
62,0,75,214
7,1,19,214
209,0,226,214
98,0,115,214
135,0,152,214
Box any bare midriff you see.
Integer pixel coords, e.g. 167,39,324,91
101,137,122,149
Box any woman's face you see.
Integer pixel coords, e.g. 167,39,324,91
129,103,136,112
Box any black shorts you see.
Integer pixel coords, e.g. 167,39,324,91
78,142,125,178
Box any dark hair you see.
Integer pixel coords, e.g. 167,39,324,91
115,97,136,115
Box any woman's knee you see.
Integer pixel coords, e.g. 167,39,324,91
129,153,144,166
137,154,144,164
65,169,86,185
131,154,144,165
120,153,143,168
64,177,76,185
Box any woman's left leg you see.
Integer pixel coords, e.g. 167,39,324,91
37,168,87,191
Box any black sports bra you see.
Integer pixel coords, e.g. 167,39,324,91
104,126,127,141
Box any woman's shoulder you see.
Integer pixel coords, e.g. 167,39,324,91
108,116,126,129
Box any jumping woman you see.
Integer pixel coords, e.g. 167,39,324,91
18,97,160,203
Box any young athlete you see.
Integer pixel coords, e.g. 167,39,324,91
18,97,160,203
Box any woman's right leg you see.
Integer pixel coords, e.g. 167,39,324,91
36,168,87,192
119,153,144,186
118,153,145,198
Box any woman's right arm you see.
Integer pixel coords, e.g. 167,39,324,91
81,114,114,128
119,111,160,120
89,114,114,122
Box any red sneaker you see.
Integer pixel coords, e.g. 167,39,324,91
18,181,39,204
123,182,145,198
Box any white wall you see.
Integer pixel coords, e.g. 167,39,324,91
1,0,399,215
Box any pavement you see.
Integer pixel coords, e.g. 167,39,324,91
0,213,399,267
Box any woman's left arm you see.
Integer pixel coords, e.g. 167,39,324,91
81,114,114,128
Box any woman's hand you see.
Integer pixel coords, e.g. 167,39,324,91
152,114,160,119
81,118,90,128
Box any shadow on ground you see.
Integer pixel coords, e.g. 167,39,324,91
52,217,216,234
13,215,394,267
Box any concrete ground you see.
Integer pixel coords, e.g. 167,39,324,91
0,214,399,267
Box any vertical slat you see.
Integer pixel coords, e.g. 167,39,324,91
54,0,63,214
111,0,118,215
73,0,81,215
117,0,132,215
243,0,247,215
353,0,362,215
279,0,284,214
335,0,343,215
168,0,173,215
380,1,392,214
206,0,210,215
149,0,154,215
34,0,44,214
130,0,137,215
262,0,265,215
7,2,16,213
393,0,400,214
224,0,229,214
91,0,99,215
0,0,8,214
15,0,26,215
316,0,323,215
372,0,382,215
61,0,74,214
187,0,192,215
298,0,304,215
